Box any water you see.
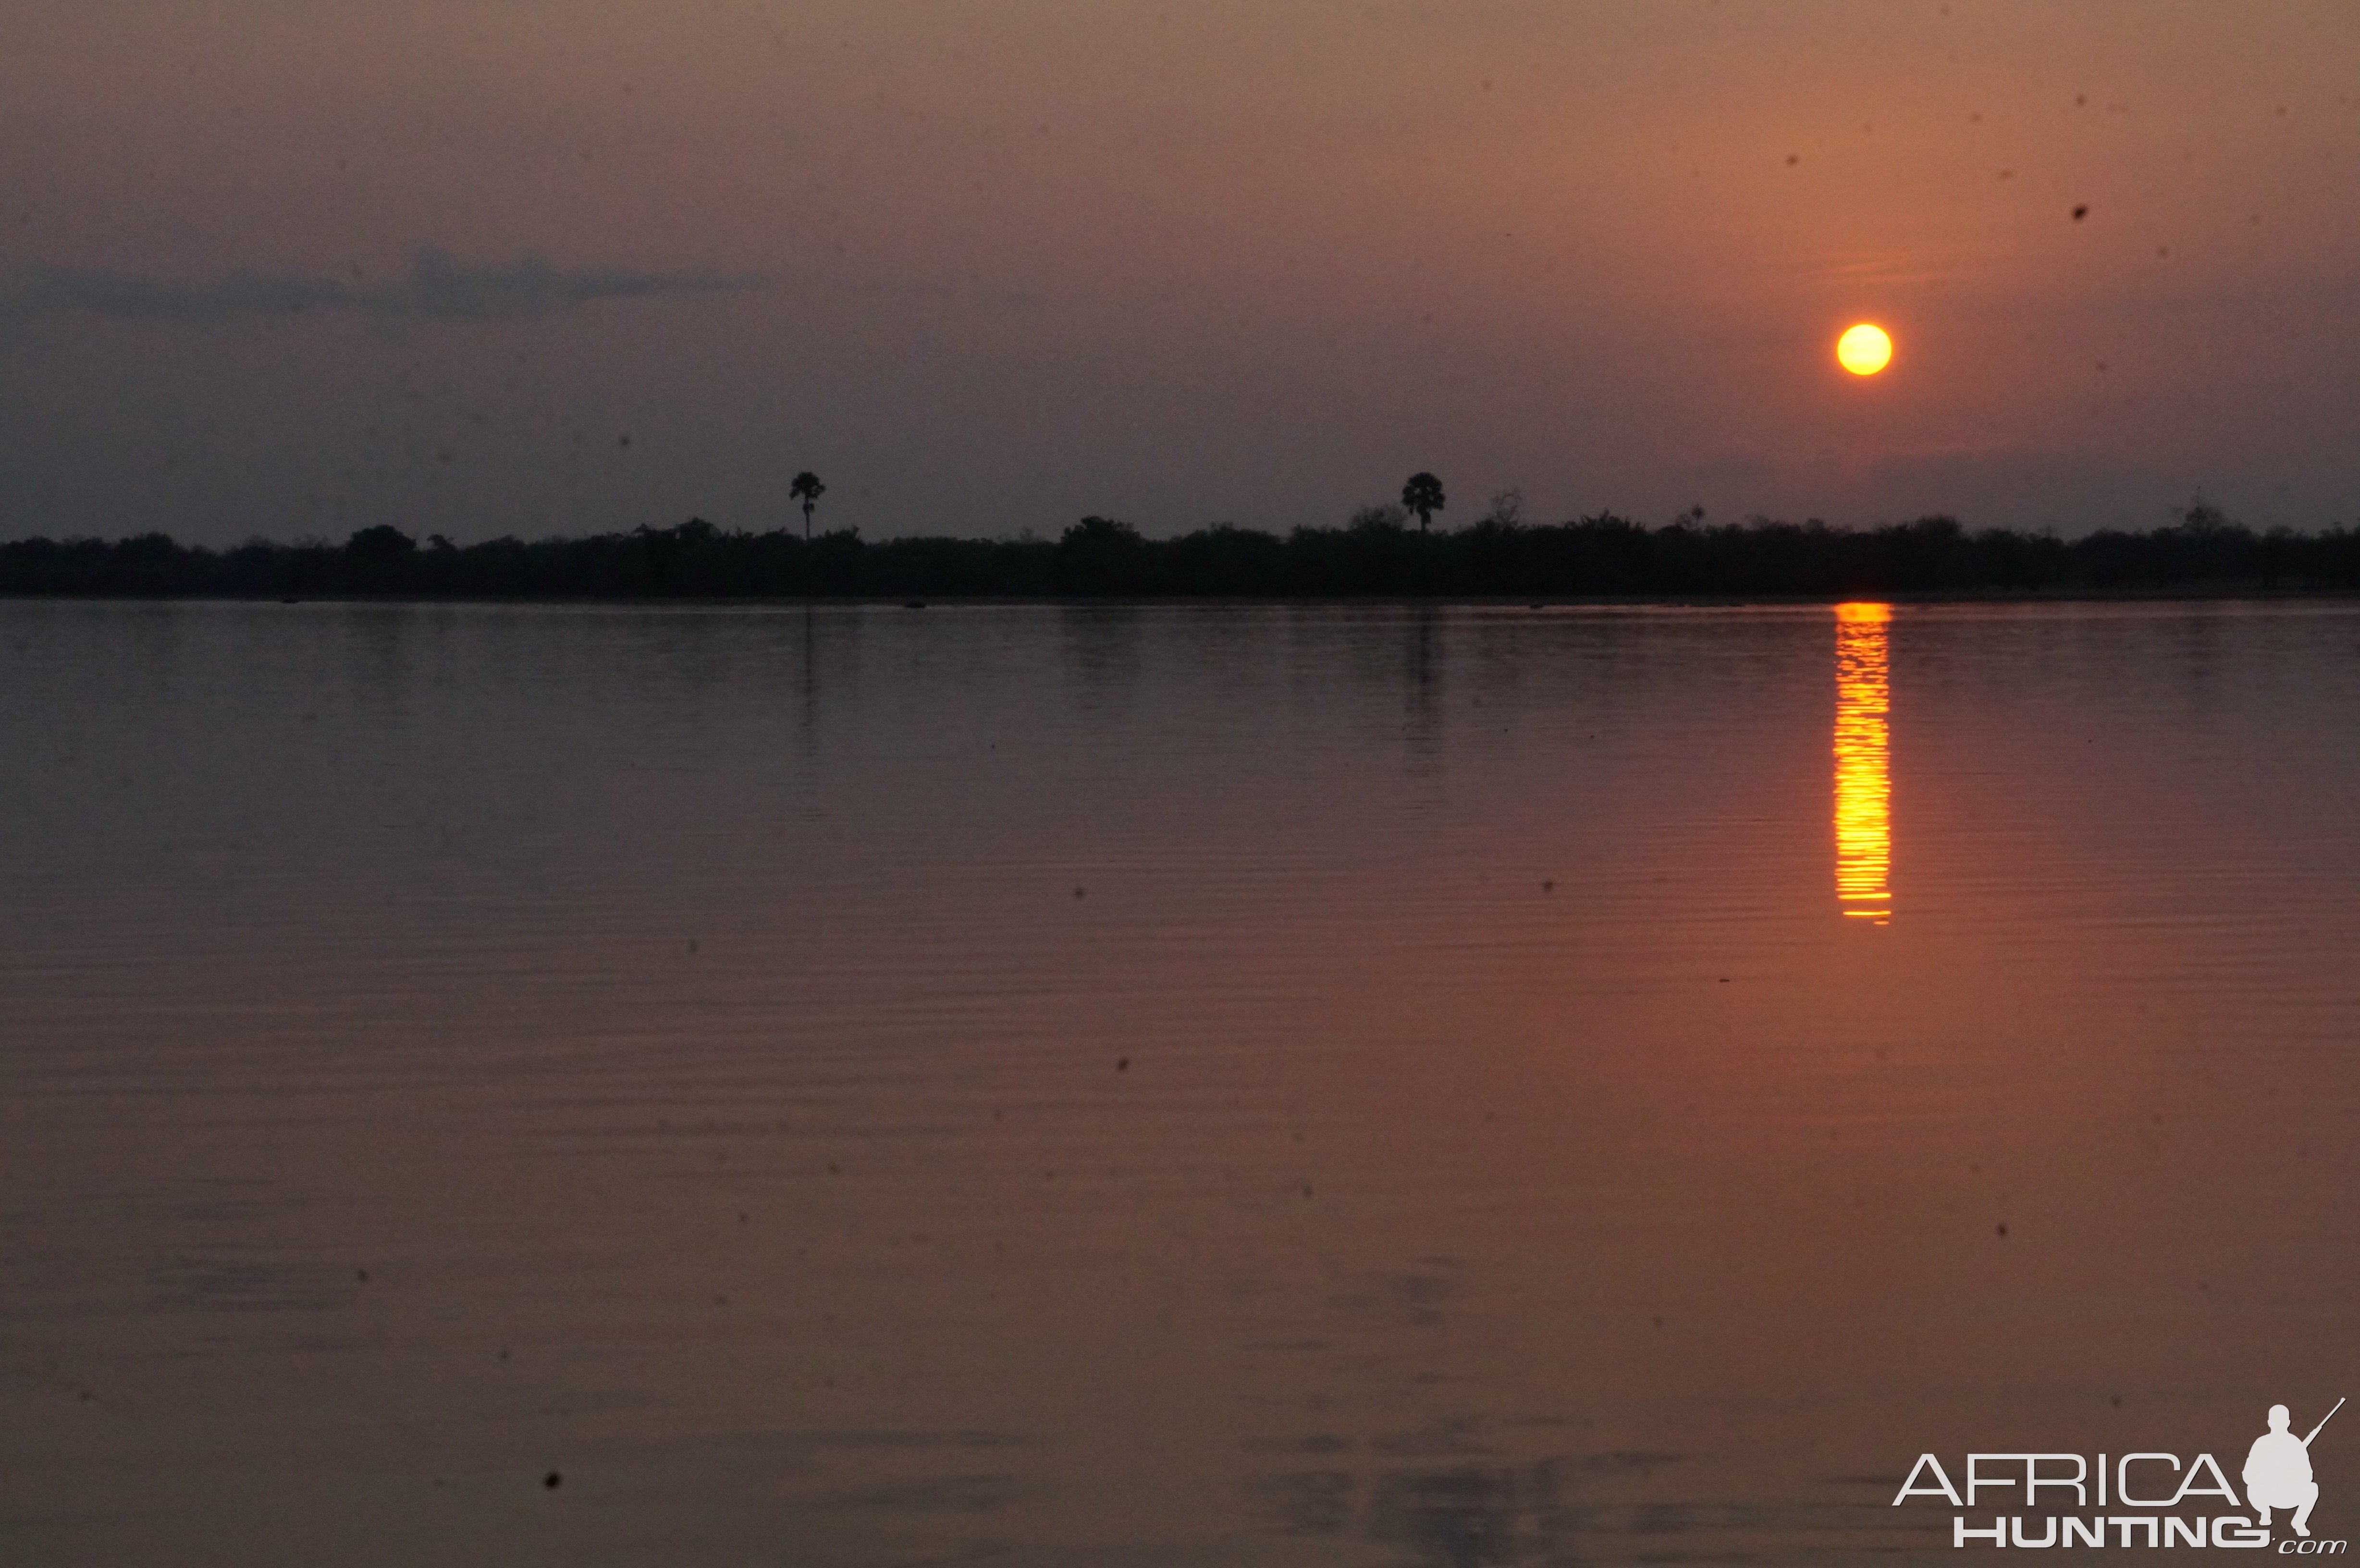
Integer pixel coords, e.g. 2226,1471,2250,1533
5,599,2360,1566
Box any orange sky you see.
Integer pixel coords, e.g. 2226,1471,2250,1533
2,0,2357,541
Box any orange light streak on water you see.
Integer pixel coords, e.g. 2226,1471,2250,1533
1834,602,1892,923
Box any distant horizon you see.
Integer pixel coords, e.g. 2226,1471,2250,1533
12,507,2354,601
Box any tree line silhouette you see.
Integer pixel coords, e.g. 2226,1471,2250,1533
4,507,2357,600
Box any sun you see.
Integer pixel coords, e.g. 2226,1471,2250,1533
1837,322,1893,376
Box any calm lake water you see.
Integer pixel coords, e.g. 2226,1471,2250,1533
5,599,2360,1567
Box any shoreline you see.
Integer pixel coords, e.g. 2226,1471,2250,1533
10,514,2356,602
5,585,2358,608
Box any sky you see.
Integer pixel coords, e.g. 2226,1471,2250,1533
3,0,2357,544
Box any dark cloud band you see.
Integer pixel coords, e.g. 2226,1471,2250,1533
2,248,759,325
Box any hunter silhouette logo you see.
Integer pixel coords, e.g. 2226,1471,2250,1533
1893,1396,2347,1549
2250,1399,2342,1538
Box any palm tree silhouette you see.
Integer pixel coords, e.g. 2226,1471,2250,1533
790,471,826,540
1401,472,1445,532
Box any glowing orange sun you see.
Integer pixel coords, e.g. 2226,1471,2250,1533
1837,323,1894,376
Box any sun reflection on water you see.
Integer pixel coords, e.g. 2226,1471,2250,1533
1833,602,1892,923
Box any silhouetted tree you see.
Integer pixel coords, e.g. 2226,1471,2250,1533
1053,516,1146,594
345,525,418,563
1401,472,1445,532
790,471,825,540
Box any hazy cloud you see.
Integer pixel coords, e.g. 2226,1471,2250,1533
1,249,759,327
